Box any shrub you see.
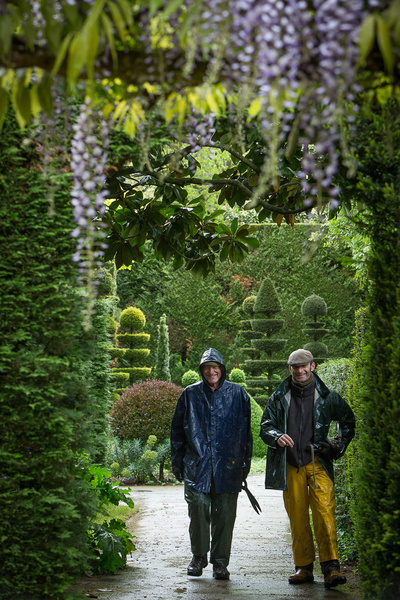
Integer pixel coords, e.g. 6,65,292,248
109,380,183,443
229,368,246,386
249,395,266,458
119,306,146,332
0,112,113,599
301,293,328,320
182,369,201,387
106,436,171,483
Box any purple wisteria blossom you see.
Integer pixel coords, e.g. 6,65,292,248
70,100,109,328
175,0,370,206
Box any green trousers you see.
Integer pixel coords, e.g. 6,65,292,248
184,481,238,566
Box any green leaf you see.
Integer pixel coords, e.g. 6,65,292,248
358,14,377,64
231,217,238,234
12,78,31,128
37,74,54,116
108,0,127,40
220,244,230,262
86,25,99,79
149,0,165,17
163,0,185,19
377,17,395,75
51,31,74,76
117,0,133,27
101,13,117,66
241,236,259,249
0,88,9,131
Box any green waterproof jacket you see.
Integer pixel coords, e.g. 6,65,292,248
260,373,355,491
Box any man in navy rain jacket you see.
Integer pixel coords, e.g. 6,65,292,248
171,348,252,581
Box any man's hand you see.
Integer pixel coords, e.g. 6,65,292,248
173,467,184,482
277,434,294,448
315,438,345,460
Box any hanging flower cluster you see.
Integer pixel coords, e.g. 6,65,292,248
70,99,109,329
192,0,368,206
186,110,216,154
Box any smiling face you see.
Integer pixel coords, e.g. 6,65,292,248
202,362,222,389
289,361,315,384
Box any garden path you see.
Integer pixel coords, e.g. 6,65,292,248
74,474,361,600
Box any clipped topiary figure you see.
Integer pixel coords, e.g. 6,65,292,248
109,380,183,443
182,370,201,387
301,293,329,361
119,306,146,332
243,277,288,403
111,306,152,390
229,368,247,387
153,314,171,382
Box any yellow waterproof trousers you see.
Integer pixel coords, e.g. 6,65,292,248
283,458,338,567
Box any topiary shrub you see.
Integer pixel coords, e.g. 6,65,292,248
119,306,146,332
301,293,329,360
229,368,246,386
301,293,328,320
109,380,183,443
182,370,201,387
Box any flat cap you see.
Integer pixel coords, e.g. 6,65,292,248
287,349,314,365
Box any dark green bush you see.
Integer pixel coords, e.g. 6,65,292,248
109,379,183,443
0,111,111,599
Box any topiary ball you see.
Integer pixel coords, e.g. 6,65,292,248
304,341,328,357
119,306,146,333
229,368,246,385
182,370,201,387
109,380,184,443
301,294,328,320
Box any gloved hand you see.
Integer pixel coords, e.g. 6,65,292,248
173,467,184,482
315,438,345,460
314,438,345,460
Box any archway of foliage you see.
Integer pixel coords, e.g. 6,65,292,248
2,2,400,598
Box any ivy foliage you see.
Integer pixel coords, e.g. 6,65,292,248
0,112,110,599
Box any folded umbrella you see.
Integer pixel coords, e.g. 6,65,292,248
241,480,262,514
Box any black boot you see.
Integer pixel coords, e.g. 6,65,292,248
212,563,230,580
187,555,208,576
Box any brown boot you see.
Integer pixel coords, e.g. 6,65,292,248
324,569,347,589
288,568,314,584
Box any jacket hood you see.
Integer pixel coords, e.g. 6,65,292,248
199,348,226,386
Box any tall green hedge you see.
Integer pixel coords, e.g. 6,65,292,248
341,101,400,599
0,113,109,598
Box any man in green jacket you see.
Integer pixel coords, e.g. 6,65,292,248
260,349,355,589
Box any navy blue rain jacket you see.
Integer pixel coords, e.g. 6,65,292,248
170,348,253,493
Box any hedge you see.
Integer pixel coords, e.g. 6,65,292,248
0,111,109,599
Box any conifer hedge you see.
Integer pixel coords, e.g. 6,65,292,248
339,101,400,599
0,113,109,598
